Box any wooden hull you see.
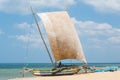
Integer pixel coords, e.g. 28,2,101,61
31,67,80,76
32,72,74,76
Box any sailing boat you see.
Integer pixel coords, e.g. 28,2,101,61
24,7,87,76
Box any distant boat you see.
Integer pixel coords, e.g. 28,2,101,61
23,7,87,76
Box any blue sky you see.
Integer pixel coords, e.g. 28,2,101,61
0,0,120,63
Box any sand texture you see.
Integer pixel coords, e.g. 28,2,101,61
10,71,120,80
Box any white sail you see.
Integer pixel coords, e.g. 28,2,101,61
37,11,87,63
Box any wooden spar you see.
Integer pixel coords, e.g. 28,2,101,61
30,6,54,67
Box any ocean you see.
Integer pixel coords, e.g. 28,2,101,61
0,63,120,80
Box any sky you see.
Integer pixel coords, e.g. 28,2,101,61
0,0,120,63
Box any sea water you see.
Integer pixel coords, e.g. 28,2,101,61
0,63,120,80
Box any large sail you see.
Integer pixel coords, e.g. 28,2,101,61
37,11,87,63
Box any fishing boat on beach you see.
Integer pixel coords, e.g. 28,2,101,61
23,6,87,76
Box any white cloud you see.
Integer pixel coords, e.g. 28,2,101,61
15,22,40,48
82,0,120,14
72,18,120,48
15,34,40,43
0,29,4,35
15,22,37,35
108,36,120,44
14,18,120,49
0,0,76,15
15,34,41,48
16,22,31,29
14,21,49,48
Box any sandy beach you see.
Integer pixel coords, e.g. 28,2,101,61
10,71,120,80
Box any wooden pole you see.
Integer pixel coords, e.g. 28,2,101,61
30,6,54,67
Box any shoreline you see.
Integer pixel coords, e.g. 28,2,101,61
9,71,120,80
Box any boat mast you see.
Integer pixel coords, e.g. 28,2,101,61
30,6,54,67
